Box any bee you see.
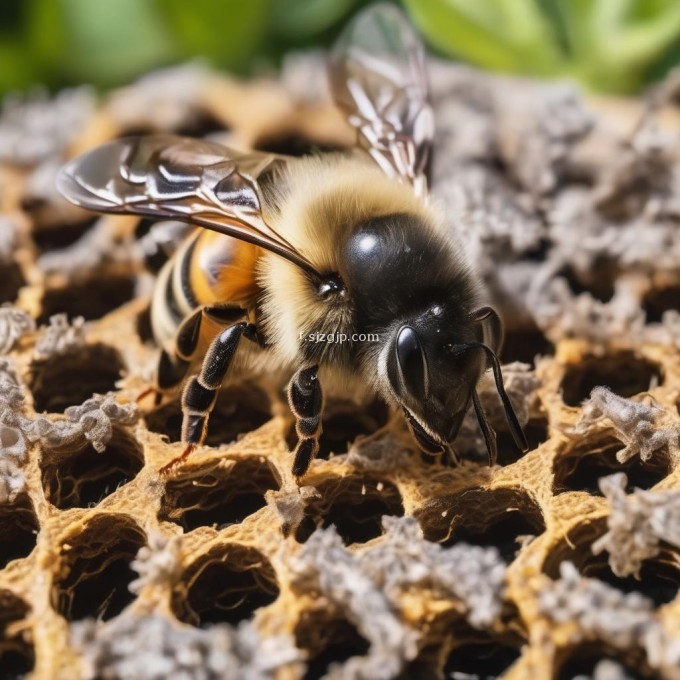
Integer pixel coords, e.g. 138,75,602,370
56,4,527,479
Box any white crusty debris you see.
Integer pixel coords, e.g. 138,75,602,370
71,614,300,680
0,215,20,262
288,517,505,679
37,218,131,275
0,359,28,502
27,393,139,453
592,473,680,578
265,484,320,537
0,307,35,354
129,532,183,596
34,313,86,359
539,562,680,674
289,524,417,680
576,387,680,464
360,516,506,628
0,86,95,165
346,431,412,472
574,659,637,680
2,362,138,456
106,63,214,131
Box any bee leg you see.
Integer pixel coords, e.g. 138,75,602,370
155,305,246,396
287,365,323,482
160,320,253,475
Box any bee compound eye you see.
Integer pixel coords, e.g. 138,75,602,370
396,326,428,400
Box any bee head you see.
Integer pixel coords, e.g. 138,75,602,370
384,305,528,464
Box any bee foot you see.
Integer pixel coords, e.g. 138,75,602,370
137,387,162,406
159,445,195,476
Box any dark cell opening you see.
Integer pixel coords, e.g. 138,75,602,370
172,544,279,627
560,352,663,407
31,219,97,253
501,326,555,366
0,590,34,680
553,434,670,496
38,273,136,324
417,487,545,563
559,261,616,304
0,495,39,569
444,639,520,679
136,305,154,344
542,521,680,608
296,615,370,680
255,134,343,157
0,262,26,305
146,383,271,446
52,515,146,621
159,457,280,531
41,428,144,509
119,111,229,139
175,112,230,138
642,285,680,324
286,398,389,460
296,475,404,546
555,642,658,680
496,415,549,466
29,343,125,413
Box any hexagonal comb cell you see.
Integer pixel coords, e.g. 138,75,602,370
29,343,125,413
553,433,670,496
41,427,144,509
0,262,26,304
642,284,680,323
51,514,146,621
417,487,546,562
171,543,279,626
542,520,680,608
145,383,272,446
555,643,657,680
0,494,39,569
560,352,663,407
295,474,404,546
158,456,280,531
38,273,137,324
287,397,389,460
295,613,370,680
444,635,521,679
0,590,34,678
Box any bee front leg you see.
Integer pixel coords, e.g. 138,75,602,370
159,320,258,475
287,365,323,482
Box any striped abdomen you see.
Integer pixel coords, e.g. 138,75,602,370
151,229,262,347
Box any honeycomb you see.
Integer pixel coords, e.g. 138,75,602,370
1,57,680,680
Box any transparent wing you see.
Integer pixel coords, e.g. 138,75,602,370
57,135,320,276
329,4,434,199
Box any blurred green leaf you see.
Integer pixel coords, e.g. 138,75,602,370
27,0,176,87
269,0,359,41
556,0,680,92
403,0,565,76
160,0,269,71
0,40,40,93
60,0,175,83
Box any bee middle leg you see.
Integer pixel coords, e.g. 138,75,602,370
287,365,323,482
156,306,245,393
158,308,255,475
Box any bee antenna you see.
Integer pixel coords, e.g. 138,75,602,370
471,388,497,466
450,342,529,453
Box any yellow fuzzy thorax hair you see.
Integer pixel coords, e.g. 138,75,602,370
257,154,443,367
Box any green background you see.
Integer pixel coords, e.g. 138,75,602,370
1,0,678,98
